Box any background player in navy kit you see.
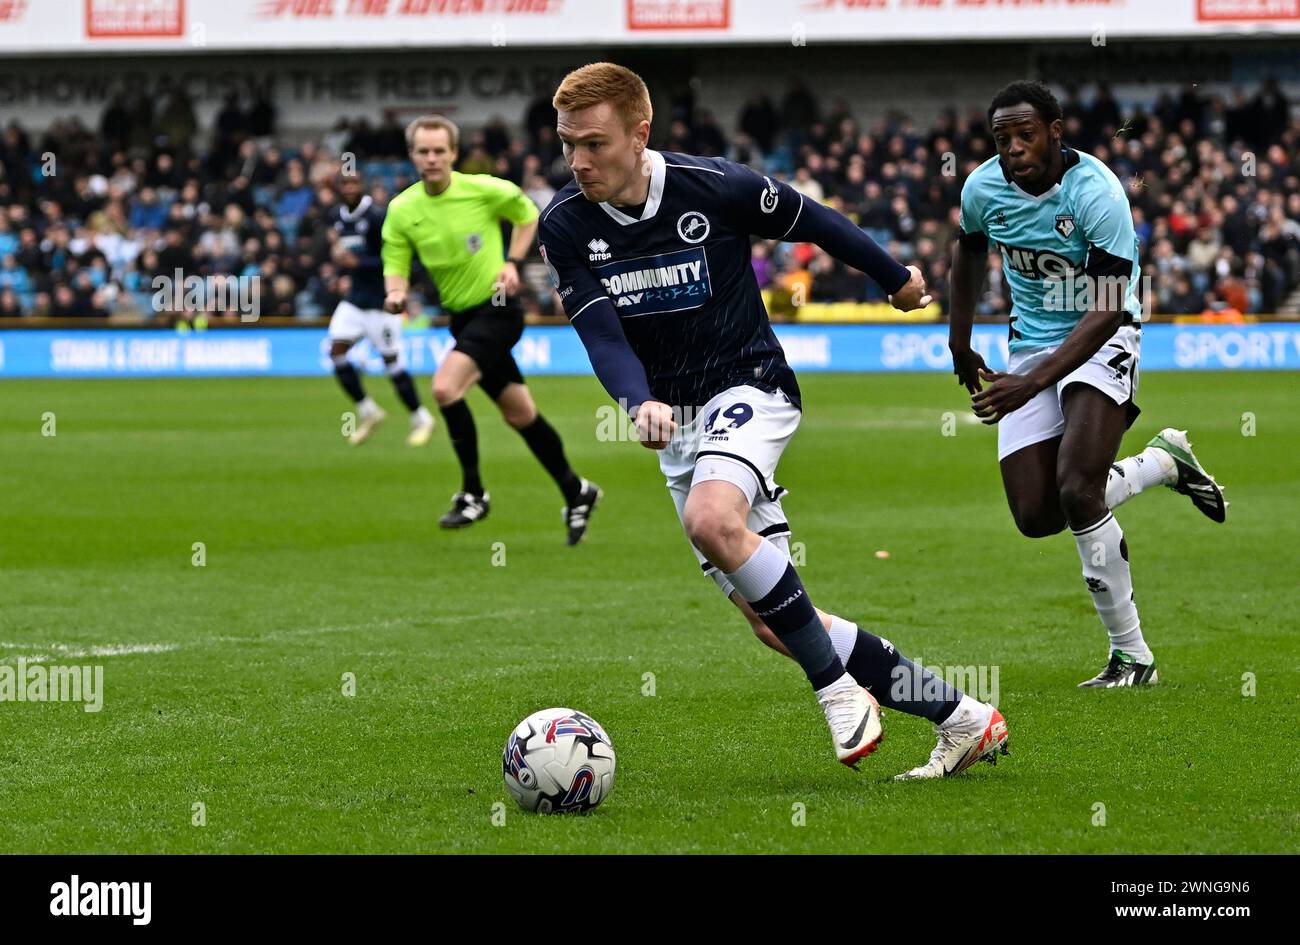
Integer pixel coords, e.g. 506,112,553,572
949,82,1227,689
327,171,435,447
539,63,1009,779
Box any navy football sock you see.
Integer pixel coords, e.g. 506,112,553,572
845,626,961,724
333,357,365,403
389,369,422,413
727,541,843,691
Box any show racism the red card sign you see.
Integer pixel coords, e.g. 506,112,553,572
0,0,26,25
627,0,729,31
1198,0,1300,19
85,0,184,38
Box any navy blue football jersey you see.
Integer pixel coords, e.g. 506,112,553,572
538,149,807,412
330,195,386,310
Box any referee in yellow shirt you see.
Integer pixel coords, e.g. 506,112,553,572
382,115,601,544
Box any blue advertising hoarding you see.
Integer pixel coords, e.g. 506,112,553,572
1,323,1299,379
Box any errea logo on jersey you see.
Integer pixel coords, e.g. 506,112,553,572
588,238,612,261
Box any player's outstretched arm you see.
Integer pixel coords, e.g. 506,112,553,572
949,236,990,394
888,265,932,312
782,199,931,309
718,160,928,309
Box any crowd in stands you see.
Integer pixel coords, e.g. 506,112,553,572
0,78,1296,323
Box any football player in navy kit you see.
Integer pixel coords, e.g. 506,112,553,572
327,171,436,447
538,63,1009,779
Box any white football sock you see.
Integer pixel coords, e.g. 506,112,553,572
827,614,858,665
358,397,380,416
1106,446,1176,509
413,406,433,425
814,673,858,700
1073,512,1153,662
939,693,989,731
725,538,788,602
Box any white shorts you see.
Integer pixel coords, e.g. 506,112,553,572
658,385,801,597
997,324,1142,461
328,301,404,364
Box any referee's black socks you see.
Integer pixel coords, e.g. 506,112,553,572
518,415,582,504
440,399,483,495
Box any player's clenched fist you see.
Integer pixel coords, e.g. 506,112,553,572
383,290,407,314
888,265,933,313
634,401,677,449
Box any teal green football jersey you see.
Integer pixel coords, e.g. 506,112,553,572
959,148,1142,352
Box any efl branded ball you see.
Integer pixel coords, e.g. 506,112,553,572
502,708,616,814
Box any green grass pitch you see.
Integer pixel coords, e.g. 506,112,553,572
0,369,1296,853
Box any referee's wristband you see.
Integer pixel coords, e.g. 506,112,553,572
506,257,527,267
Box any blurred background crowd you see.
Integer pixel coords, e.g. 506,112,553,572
0,78,1296,324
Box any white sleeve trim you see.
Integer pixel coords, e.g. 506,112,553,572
569,296,606,321
541,190,584,224
665,162,725,176
778,192,805,241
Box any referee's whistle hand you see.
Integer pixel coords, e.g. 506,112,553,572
496,262,521,296
888,266,933,312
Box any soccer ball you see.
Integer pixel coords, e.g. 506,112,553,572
502,708,616,814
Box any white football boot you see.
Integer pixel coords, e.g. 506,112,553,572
895,698,1009,780
817,676,884,768
350,403,387,446
406,408,435,447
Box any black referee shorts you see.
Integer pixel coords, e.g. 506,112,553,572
447,296,526,400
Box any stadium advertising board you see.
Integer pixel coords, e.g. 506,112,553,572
2,323,1298,377
0,0,1297,52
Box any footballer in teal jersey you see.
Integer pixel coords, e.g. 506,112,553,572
957,138,1143,352
948,81,1227,690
